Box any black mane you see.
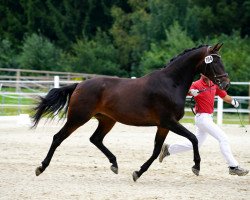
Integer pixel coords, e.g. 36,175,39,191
166,44,209,67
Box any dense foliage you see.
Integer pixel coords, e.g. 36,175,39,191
0,0,250,94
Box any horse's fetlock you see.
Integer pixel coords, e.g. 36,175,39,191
41,161,48,169
109,156,117,165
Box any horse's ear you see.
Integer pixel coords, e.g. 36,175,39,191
211,43,223,52
216,43,223,51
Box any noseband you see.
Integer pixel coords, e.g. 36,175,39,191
204,53,228,85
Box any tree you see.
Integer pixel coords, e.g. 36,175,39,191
188,0,250,38
110,0,150,76
68,31,126,76
0,38,18,68
0,0,26,45
216,32,250,95
147,0,189,41
18,33,63,71
0,0,249,82
139,22,195,75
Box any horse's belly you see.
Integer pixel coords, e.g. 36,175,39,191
101,110,159,126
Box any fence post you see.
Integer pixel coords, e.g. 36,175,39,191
16,69,20,92
54,76,60,88
249,82,250,124
217,97,223,125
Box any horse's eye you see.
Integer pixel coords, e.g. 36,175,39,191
213,59,218,64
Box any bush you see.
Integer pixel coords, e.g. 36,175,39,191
18,33,63,71
139,21,195,75
203,31,250,95
69,31,127,76
0,38,19,68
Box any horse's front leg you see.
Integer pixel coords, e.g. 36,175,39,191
168,121,201,176
132,127,169,182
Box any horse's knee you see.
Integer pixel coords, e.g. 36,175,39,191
189,135,198,147
90,135,102,144
89,135,96,144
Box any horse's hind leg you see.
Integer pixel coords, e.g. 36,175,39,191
133,127,169,181
35,119,88,176
90,114,117,174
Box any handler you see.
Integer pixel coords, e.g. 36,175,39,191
159,74,249,176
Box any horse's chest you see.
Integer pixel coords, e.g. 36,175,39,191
162,99,185,119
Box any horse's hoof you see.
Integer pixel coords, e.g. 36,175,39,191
192,166,200,176
132,171,139,182
110,165,118,174
35,166,43,176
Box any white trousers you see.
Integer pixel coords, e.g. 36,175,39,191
169,113,238,167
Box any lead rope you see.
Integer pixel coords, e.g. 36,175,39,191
235,105,247,133
190,96,196,115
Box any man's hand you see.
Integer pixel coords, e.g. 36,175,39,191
231,99,239,108
189,89,199,97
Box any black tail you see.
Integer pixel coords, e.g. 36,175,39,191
32,83,78,127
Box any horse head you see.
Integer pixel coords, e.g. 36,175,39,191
199,43,230,90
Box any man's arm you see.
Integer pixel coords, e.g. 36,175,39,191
222,95,239,108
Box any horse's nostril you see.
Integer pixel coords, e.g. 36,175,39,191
220,81,230,91
224,82,230,91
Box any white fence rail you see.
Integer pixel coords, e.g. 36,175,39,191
0,78,249,125
216,96,249,125
184,96,249,124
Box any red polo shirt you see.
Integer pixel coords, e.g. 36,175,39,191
190,77,227,114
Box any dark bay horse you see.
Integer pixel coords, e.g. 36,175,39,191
33,43,230,181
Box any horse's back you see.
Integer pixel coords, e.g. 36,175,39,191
70,76,160,125
78,76,150,108
69,73,184,126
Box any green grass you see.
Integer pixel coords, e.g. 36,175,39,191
1,88,249,125
0,106,33,116
0,86,43,106
1,86,48,93
180,111,249,125
0,87,39,115
0,94,35,105
0,105,249,125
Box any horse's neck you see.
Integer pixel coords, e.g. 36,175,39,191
163,49,204,94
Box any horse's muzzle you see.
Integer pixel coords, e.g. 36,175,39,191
219,80,230,91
